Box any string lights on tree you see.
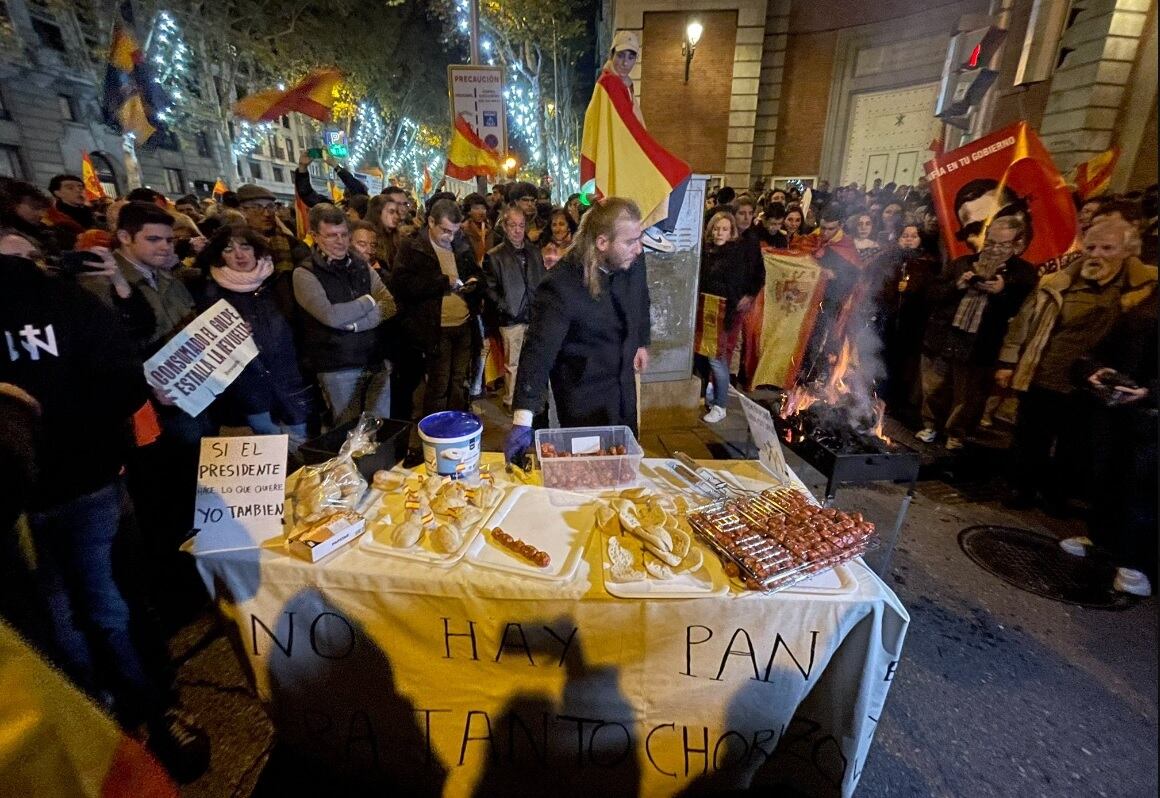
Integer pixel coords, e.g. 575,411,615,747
146,11,194,129
349,102,386,168
231,120,275,158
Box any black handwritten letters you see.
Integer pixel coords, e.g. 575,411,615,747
681,624,821,683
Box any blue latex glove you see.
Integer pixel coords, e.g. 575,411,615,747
504,424,534,465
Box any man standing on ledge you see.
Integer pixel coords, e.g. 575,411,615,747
504,197,650,464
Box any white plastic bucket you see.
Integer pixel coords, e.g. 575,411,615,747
416,411,483,480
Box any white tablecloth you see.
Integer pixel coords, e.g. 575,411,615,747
191,457,908,797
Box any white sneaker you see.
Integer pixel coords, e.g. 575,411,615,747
702,405,727,424
1058,536,1091,557
915,427,937,443
1113,568,1152,597
642,226,675,252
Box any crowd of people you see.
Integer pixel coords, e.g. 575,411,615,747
0,156,1156,783
693,176,1158,598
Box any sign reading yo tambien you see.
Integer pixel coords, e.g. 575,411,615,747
448,65,505,155
192,435,288,553
144,299,258,417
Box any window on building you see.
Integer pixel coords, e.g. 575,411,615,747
0,145,23,179
27,1,66,52
195,131,211,159
227,121,236,140
57,94,76,121
164,168,184,195
268,134,284,160
272,166,285,183
281,115,291,129
0,89,11,120
284,137,294,161
249,161,262,180
236,159,244,177
308,162,324,179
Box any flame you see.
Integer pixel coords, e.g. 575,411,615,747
780,335,893,444
870,398,892,445
823,338,855,403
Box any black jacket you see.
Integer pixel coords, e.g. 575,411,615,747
293,166,368,207
483,240,547,327
186,271,312,425
700,239,765,328
390,233,482,355
513,251,650,431
922,254,1036,365
0,256,146,508
295,251,384,373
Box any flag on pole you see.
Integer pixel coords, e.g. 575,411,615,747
212,179,228,198
445,114,501,180
101,1,169,145
580,70,691,227
294,192,311,243
422,166,433,195
1071,146,1121,200
327,180,343,203
233,68,342,123
80,152,106,201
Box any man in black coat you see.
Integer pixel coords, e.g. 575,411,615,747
0,254,209,778
504,197,650,463
917,215,1036,449
391,199,482,420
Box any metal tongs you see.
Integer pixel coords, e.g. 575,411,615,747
666,452,755,499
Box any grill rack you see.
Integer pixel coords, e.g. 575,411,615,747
687,487,878,594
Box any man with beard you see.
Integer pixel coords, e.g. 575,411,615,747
503,197,649,464
236,184,309,272
996,218,1157,508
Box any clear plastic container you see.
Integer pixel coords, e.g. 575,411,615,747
535,426,643,491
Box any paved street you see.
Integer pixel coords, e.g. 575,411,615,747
175,393,1158,797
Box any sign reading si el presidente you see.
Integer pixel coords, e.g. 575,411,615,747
448,65,505,154
144,299,259,417
193,435,288,553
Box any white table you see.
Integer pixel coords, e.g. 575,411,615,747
191,457,908,797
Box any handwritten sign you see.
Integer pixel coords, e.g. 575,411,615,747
733,388,790,483
143,299,259,417
192,435,288,554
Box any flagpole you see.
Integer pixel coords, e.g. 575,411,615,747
468,0,488,194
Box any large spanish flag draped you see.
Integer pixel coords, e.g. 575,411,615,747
233,68,342,123
445,115,501,180
580,70,691,227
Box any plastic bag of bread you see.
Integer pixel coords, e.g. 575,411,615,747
290,416,381,528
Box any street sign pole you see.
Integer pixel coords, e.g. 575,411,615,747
470,0,486,192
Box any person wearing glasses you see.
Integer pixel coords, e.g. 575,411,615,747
916,216,1036,449
292,204,397,428
234,184,309,273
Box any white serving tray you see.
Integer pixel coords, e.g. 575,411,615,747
359,486,506,568
465,485,595,582
600,534,730,599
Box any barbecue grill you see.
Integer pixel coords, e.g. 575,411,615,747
763,398,920,576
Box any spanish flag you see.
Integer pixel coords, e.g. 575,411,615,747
294,192,311,243
101,1,169,145
233,68,342,123
81,151,106,201
422,165,433,195
212,179,228,198
580,70,691,227
1072,145,1121,200
445,114,501,180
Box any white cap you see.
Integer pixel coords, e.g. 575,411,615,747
610,31,640,55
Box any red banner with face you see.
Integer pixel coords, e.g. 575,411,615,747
924,122,1079,270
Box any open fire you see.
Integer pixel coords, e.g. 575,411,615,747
778,337,893,452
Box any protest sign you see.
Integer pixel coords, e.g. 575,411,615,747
733,389,790,483
192,435,288,554
143,300,258,417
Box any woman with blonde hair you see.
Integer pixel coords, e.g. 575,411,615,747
697,210,764,423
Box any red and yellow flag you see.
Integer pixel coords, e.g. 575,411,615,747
1072,145,1120,200
294,192,311,243
212,179,228,198
445,114,501,180
81,151,106,201
580,70,691,227
327,179,343,203
422,165,433,195
233,68,342,123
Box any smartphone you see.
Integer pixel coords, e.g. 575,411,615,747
54,250,106,277
306,147,324,159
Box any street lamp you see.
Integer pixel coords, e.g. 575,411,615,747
683,19,703,84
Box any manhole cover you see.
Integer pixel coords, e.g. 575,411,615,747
958,525,1134,609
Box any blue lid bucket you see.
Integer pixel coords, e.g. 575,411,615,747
417,411,483,479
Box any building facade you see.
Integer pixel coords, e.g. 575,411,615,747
601,0,1157,192
0,0,327,201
